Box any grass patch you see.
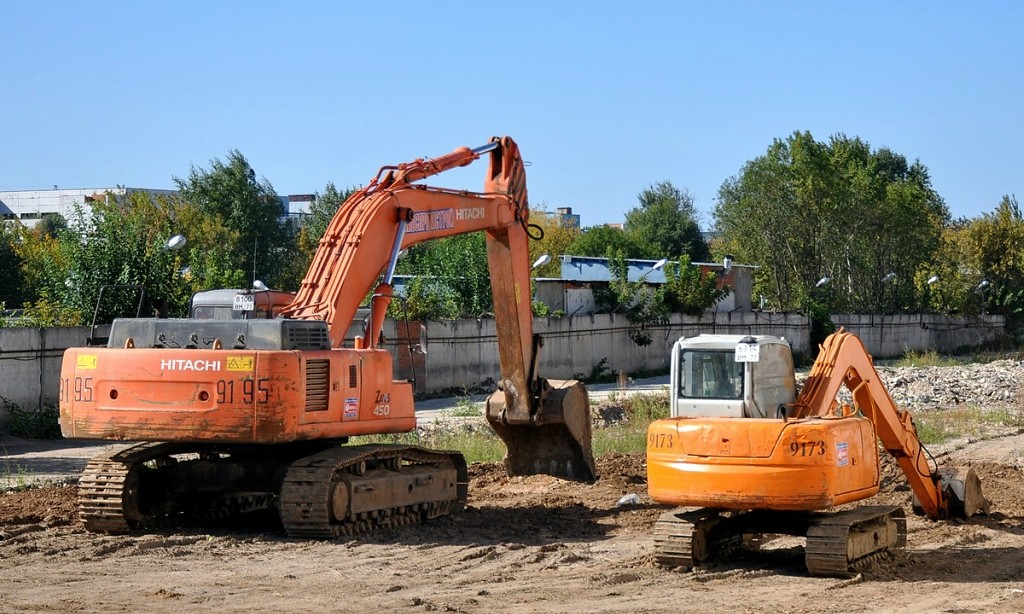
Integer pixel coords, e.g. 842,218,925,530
891,349,964,368
593,392,669,455
444,398,482,418
913,406,1024,445
350,426,506,465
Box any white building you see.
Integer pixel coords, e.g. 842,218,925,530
0,187,178,228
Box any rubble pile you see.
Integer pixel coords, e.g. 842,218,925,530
799,359,1024,413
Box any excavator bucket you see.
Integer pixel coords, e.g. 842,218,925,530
939,466,989,517
486,379,597,481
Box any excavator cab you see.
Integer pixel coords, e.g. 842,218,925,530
671,335,796,419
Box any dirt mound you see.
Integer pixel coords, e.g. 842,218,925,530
0,484,77,527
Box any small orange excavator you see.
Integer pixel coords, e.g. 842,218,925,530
59,136,595,537
646,330,987,576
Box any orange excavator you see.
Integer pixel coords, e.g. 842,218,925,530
646,330,987,576
59,136,595,537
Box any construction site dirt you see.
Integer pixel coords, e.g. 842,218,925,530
2,429,1023,613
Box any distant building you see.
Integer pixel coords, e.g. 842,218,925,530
280,194,315,218
554,206,580,228
0,188,320,229
534,255,756,316
0,187,177,228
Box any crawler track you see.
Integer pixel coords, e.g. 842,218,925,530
653,505,907,577
805,505,906,576
280,445,468,538
77,442,468,538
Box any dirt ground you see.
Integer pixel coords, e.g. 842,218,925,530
2,432,1023,614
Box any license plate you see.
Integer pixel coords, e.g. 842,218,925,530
232,294,255,311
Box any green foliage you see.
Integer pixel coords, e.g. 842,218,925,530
175,150,295,288
12,190,250,325
2,397,62,439
965,195,1024,335
394,233,492,320
575,357,616,384
914,406,1024,445
528,205,581,277
715,131,948,313
603,250,668,346
599,252,725,344
350,426,505,465
892,349,963,368
626,181,709,262
592,392,669,455
0,223,27,308
662,255,727,316
567,224,644,259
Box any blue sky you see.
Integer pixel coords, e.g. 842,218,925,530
2,2,1020,227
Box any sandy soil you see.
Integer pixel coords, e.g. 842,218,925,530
2,432,1023,614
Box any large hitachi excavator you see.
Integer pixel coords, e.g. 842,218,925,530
59,136,595,537
646,330,987,576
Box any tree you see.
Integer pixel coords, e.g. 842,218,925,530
625,181,709,262
394,233,492,320
175,150,294,288
566,224,644,259
527,206,582,277
662,256,728,316
714,132,948,313
0,223,27,308
965,195,1024,334
13,191,243,325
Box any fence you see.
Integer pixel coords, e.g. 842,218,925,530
0,313,1007,423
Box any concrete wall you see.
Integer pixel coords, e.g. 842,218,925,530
832,313,1007,358
385,312,1006,393
0,326,95,419
0,313,1008,422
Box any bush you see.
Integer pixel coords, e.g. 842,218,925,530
3,397,62,439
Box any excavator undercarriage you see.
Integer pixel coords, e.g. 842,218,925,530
653,505,907,577
79,442,467,537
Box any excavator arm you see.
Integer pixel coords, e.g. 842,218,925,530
281,137,595,480
790,330,987,519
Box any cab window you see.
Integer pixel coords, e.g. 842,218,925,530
679,350,743,399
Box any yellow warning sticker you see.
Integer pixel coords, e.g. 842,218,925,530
226,356,255,371
77,355,97,370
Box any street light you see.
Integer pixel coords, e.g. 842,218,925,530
639,258,668,282
927,275,939,285
881,272,896,283
165,234,186,252
815,276,830,288
974,279,990,291
531,254,552,270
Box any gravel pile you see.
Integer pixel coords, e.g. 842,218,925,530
799,359,1024,413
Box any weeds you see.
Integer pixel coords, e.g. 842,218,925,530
593,392,669,456
892,349,964,368
0,459,32,492
349,425,505,465
913,406,1024,445
2,397,62,439
445,397,483,418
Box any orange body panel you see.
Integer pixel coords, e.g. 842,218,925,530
59,347,415,443
646,416,880,510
